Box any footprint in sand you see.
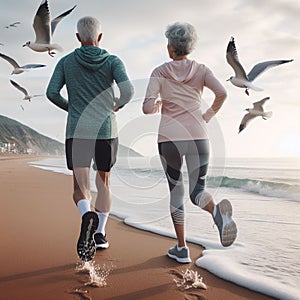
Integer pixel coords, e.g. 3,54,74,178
69,288,92,300
184,292,208,300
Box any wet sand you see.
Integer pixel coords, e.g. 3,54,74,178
0,155,275,300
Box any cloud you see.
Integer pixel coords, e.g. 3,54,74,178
0,0,299,157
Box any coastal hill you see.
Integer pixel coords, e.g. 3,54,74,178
0,115,142,157
0,115,64,155
118,144,143,157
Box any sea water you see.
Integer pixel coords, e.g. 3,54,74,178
31,156,300,300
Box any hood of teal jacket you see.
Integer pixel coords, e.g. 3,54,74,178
74,46,110,71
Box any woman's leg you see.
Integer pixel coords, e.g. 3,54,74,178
159,141,186,247
185,139,215,214
186,140,237,247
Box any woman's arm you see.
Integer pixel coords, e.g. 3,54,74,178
202,68,227,122
143,71,162,114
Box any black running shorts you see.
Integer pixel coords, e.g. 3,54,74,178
65,138,118,171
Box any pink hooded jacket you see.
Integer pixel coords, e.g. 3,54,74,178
143,59,227,143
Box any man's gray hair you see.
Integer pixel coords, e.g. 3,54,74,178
165,22,198,56
77,16,102,43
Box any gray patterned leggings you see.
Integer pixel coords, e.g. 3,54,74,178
158,139,211,224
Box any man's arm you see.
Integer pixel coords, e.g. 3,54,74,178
46,60,68,112
112,57,134,109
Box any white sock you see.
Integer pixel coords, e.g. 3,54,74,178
77,199,91,217
96,212,109,235
177,245,186,251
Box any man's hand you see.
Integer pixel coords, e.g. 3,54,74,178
114,97,120,112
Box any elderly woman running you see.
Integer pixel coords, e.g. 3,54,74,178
143,22,237,263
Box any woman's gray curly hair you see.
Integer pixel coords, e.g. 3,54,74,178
165,22,198,56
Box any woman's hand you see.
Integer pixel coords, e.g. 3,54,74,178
155,100,162,111
202,113,209,123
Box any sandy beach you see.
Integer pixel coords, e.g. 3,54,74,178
0,155,276,300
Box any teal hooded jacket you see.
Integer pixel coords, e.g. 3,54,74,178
46,46,134,140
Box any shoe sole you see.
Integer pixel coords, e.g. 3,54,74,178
167,252,192,264
218,199,237,247
96,242,109,249
77,212,99,261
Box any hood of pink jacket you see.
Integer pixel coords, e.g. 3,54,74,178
157,60,199,83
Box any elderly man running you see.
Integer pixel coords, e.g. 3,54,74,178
47,16,134,261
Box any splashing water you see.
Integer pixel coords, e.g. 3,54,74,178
76,260,113,287
172,269,207,290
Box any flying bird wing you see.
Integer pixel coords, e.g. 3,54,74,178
247,59,293,82
226,37,248,79
33,0,51,44
51,5,77,36
239,113,256,133
21,63,46,69
252,97,270,111
0,52,20,68
10,80,28,96
32,94,44,98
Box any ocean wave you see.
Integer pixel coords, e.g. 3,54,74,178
207,176,300,201
115,164,300,201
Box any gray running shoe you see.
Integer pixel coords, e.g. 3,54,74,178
167,245,192,263
213,199,237,247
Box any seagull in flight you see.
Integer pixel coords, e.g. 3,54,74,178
239,97,272,133
4,22,21,29
10,80,44,101
226,37,293,95
0,53,46,75
23,0,76,57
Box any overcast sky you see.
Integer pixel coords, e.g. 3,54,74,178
0,0,299,158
